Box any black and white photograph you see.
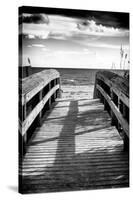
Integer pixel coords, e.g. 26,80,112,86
19,5,129,194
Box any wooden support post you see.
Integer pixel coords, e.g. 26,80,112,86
59,77,62,98
110,90,117,125
93,77,98,99
23,102,27,143
54,79,56,100
104,98,105,110
123,104,126,119
118,97,120,110
104,98,108,110
56,78,58,98
110,89,115,126
55,79,57,98
119,129,129,151
110,110,116,126
48,82,51,109
120,102,129,151
97,90,102,103
117,97,121,130
23,100,27,155
38,90,43,126
123,132,129,151
110,89,113,101
101,93,104,104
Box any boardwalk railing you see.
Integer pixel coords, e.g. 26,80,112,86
19,69,61,155
93,70,129,149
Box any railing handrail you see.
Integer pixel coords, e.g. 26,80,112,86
96,84,129,136
94,70,129,140
19,69,61,148
94,70,129,107
19,69,60,106
94,70,129,99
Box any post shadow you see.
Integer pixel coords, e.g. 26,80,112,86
20,98,129,193
53,100,78,173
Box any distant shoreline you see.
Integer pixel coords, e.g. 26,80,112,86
19,65,129,79
20,65,129,71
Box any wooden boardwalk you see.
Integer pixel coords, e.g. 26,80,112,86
20,89,129,193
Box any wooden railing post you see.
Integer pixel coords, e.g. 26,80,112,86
48,82,51,109
22,98,27,155
123,104,126,119
104,98,108,110
23,101,27,144
19,69,60,155
110,89,116,126
59,77,62,98
117,97,121,131
38,90,43,126
94,71,129,151
123,132,129,151
93,75,98,99
54,79,56,100
119,99,129,151
56,78,58,98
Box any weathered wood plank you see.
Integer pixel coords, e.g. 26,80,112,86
96,84,129,137
21,84,59,136
96,70,129,97
94,71,129,110
112,86,129,108
19,69,60,105
20,97,129,193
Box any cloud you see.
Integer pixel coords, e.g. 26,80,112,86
20,14,129,42
21,23,50,39
20,13,49,24
20,14,129,57
89,11,129,29
19,6,129,29
77,19,128,37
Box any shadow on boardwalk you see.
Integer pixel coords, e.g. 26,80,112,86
20,99,129,194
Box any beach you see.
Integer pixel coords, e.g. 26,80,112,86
56,68,126,100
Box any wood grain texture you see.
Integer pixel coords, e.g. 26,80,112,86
95,70,129,106
19,69,60,105
96,84,129,137
19,93,129,193
21,84,59,136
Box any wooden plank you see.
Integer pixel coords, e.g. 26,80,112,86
96,84,129,137
23,101,27,143
54,79,56,100
59,77,62,98
112,86,129,108
95,71,129,107
48,82,51,108
96,71,129,96
38,90,43,126
20,69,60,106
20,91,129,194
21,84,59,136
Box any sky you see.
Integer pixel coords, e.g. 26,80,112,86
19,6,129,69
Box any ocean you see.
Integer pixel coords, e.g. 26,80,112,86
57,68,98,86
55,68,126,99
56,68,126,86
29,67,126,99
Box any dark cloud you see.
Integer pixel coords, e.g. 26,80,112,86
19,14,49,24
88,12,129,29
76,12,129,30
19,6,129,29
